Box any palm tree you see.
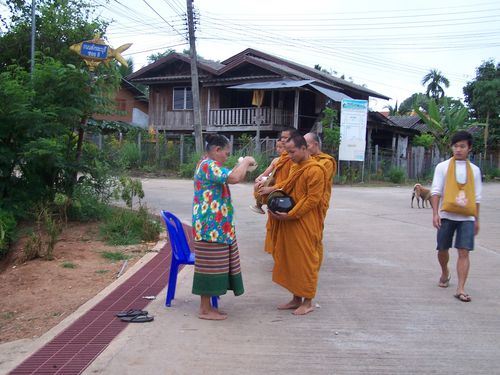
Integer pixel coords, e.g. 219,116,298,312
384,101,399,115
413,98,468,159
421,69,450,99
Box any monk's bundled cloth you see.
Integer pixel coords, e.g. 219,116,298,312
441,156,477,216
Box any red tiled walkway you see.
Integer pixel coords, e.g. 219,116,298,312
9,242,173,375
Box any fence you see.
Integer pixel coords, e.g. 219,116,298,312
87,132,499,183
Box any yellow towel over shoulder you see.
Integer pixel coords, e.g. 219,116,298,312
441,157,476,217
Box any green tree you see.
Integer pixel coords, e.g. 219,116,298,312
0,58,120,212
0,0,109,71
147,49,176,64
413,98,468,158
398,93,429,115
384,101,399,115
421,69,450,99
321,107,340,154
463,60,500,155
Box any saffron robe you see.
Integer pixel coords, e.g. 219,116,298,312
311,152,336,265
264,153,293,253
312,152,336,216
271,158,327,299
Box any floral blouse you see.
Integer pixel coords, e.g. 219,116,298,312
192,157,236,244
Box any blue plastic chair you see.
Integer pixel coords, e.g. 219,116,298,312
160,210,218,308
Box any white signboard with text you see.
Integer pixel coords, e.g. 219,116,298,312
339,99,368,161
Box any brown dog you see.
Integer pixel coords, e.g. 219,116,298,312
411,183,432,208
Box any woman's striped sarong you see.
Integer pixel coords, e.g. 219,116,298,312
192,241,244,296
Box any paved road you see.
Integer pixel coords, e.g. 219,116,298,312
2,180,498,374
83,180,500,375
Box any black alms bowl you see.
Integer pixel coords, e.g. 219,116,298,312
267,190,294,213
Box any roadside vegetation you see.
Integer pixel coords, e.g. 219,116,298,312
0,1,161,261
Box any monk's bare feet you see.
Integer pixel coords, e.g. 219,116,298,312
292,304,315,315
199,309,227,320
277,297,302,310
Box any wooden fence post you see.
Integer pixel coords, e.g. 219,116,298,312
180,134,185,164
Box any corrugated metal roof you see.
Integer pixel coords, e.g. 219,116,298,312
228,79,314,89
228,80,352,103
309,84,352,101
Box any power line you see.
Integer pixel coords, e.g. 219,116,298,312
141,0,186,40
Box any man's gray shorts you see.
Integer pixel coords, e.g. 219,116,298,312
436,219,474,251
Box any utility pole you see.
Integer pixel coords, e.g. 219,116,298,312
186,0,203,153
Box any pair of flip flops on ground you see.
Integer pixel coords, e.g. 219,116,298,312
116,309,154,322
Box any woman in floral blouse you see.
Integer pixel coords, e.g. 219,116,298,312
192,134,256,320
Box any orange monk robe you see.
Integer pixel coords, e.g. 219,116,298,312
263,152,293,254
312,152,336,215
311,152,336,265
271,158,327,299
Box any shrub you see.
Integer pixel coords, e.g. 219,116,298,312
119,142,141,169
68,184,110,222
113,176,144,208
100,206,161,245
0,209,17,258
23,230,43,261
483,166,500,181
138,207,162,242
386,167,407,184
179,152,202,178
412,134,435,149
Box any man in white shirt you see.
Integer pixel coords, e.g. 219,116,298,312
431,131,482,302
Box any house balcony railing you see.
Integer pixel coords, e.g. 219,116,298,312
208,107,293,128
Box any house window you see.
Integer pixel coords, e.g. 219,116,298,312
173,87,193,110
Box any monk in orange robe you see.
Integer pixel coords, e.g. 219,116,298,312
304,132,337,265
255,128,298,254
261,134,327,315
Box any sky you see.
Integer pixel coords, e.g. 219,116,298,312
2,0,500,111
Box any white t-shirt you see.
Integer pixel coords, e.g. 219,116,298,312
431,158,482,221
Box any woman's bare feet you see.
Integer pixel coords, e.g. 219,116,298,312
199,308,227,320
199,296,226,320
277,296,302,310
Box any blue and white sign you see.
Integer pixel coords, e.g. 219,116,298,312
339,99,368,161
80,42,108,59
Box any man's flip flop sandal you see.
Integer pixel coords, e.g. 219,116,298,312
115,309,148,318
120,315,154,323
454,293,471,302
438,274,451,288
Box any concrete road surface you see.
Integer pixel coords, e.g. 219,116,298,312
85,180,500,375
1,180,498,375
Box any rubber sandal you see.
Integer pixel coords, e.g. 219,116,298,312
120,315,154,323
438,274,451,288
454,293,471,302
115,309,148,318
